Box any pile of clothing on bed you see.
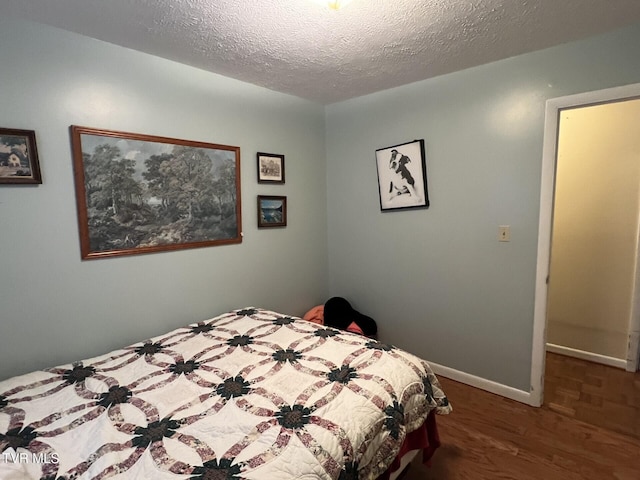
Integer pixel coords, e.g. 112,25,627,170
303,297,378,338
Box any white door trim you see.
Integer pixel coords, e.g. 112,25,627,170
531,83,640,407
628,194,640,372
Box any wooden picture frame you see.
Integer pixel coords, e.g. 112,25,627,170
71,125,242,260
375,139,429,212
257,152,285,184
257,195,287,228
0,128,42,184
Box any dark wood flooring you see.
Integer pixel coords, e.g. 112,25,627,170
400,354,640,480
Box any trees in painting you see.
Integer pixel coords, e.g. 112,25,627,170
82,141,238,253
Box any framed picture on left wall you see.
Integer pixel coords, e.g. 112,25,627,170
258,195,287,228
257,152,285,184
71,125,242,259
0,128,42,184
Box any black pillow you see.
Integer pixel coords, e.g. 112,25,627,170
324,297,378,337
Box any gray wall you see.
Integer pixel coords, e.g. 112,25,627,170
3,16,640,393
325,24,640,391
0,19,328,380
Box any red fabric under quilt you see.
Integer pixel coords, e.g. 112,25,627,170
377,410,441,479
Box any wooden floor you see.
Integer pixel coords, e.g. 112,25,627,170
400,356,640,480
544,351,640,439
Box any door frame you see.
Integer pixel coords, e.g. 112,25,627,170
530,82,640,407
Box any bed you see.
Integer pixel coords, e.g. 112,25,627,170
0,308,451,479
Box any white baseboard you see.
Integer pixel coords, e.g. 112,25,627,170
546,343,626,369
427,361,534,406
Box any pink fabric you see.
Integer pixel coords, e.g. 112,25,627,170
303,305,325,325
303,305,364,336
346,321,364,335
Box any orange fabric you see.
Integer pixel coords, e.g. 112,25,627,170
304,305,365,336
346,322,364,335
303,305,324,325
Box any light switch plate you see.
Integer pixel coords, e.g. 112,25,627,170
498,225,511,242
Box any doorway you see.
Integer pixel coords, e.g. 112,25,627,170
546,99,640,366
530,83,640,409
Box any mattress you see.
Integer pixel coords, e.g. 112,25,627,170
0,308,451,479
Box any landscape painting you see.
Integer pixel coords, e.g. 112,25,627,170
71,126,242,259
257,195,287,228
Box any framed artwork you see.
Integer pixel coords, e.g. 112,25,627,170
71,125,242,260
257,195,287,228
375,139,429,212
0,128,42,184
257,152,285,184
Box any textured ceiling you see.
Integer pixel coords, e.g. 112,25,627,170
4,0,640,104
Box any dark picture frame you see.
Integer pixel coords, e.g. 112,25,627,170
0,127,42,184
257,152,285,184
375,139,429,212
71,126,242,260
257,195,287,228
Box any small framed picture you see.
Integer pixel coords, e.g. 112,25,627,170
0,128,42,184
258,195,287,228
257,152,285,184
375,139,429,212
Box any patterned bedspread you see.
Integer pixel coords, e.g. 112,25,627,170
0,308,451,479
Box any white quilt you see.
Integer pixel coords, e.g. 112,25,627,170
0,308,450,479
